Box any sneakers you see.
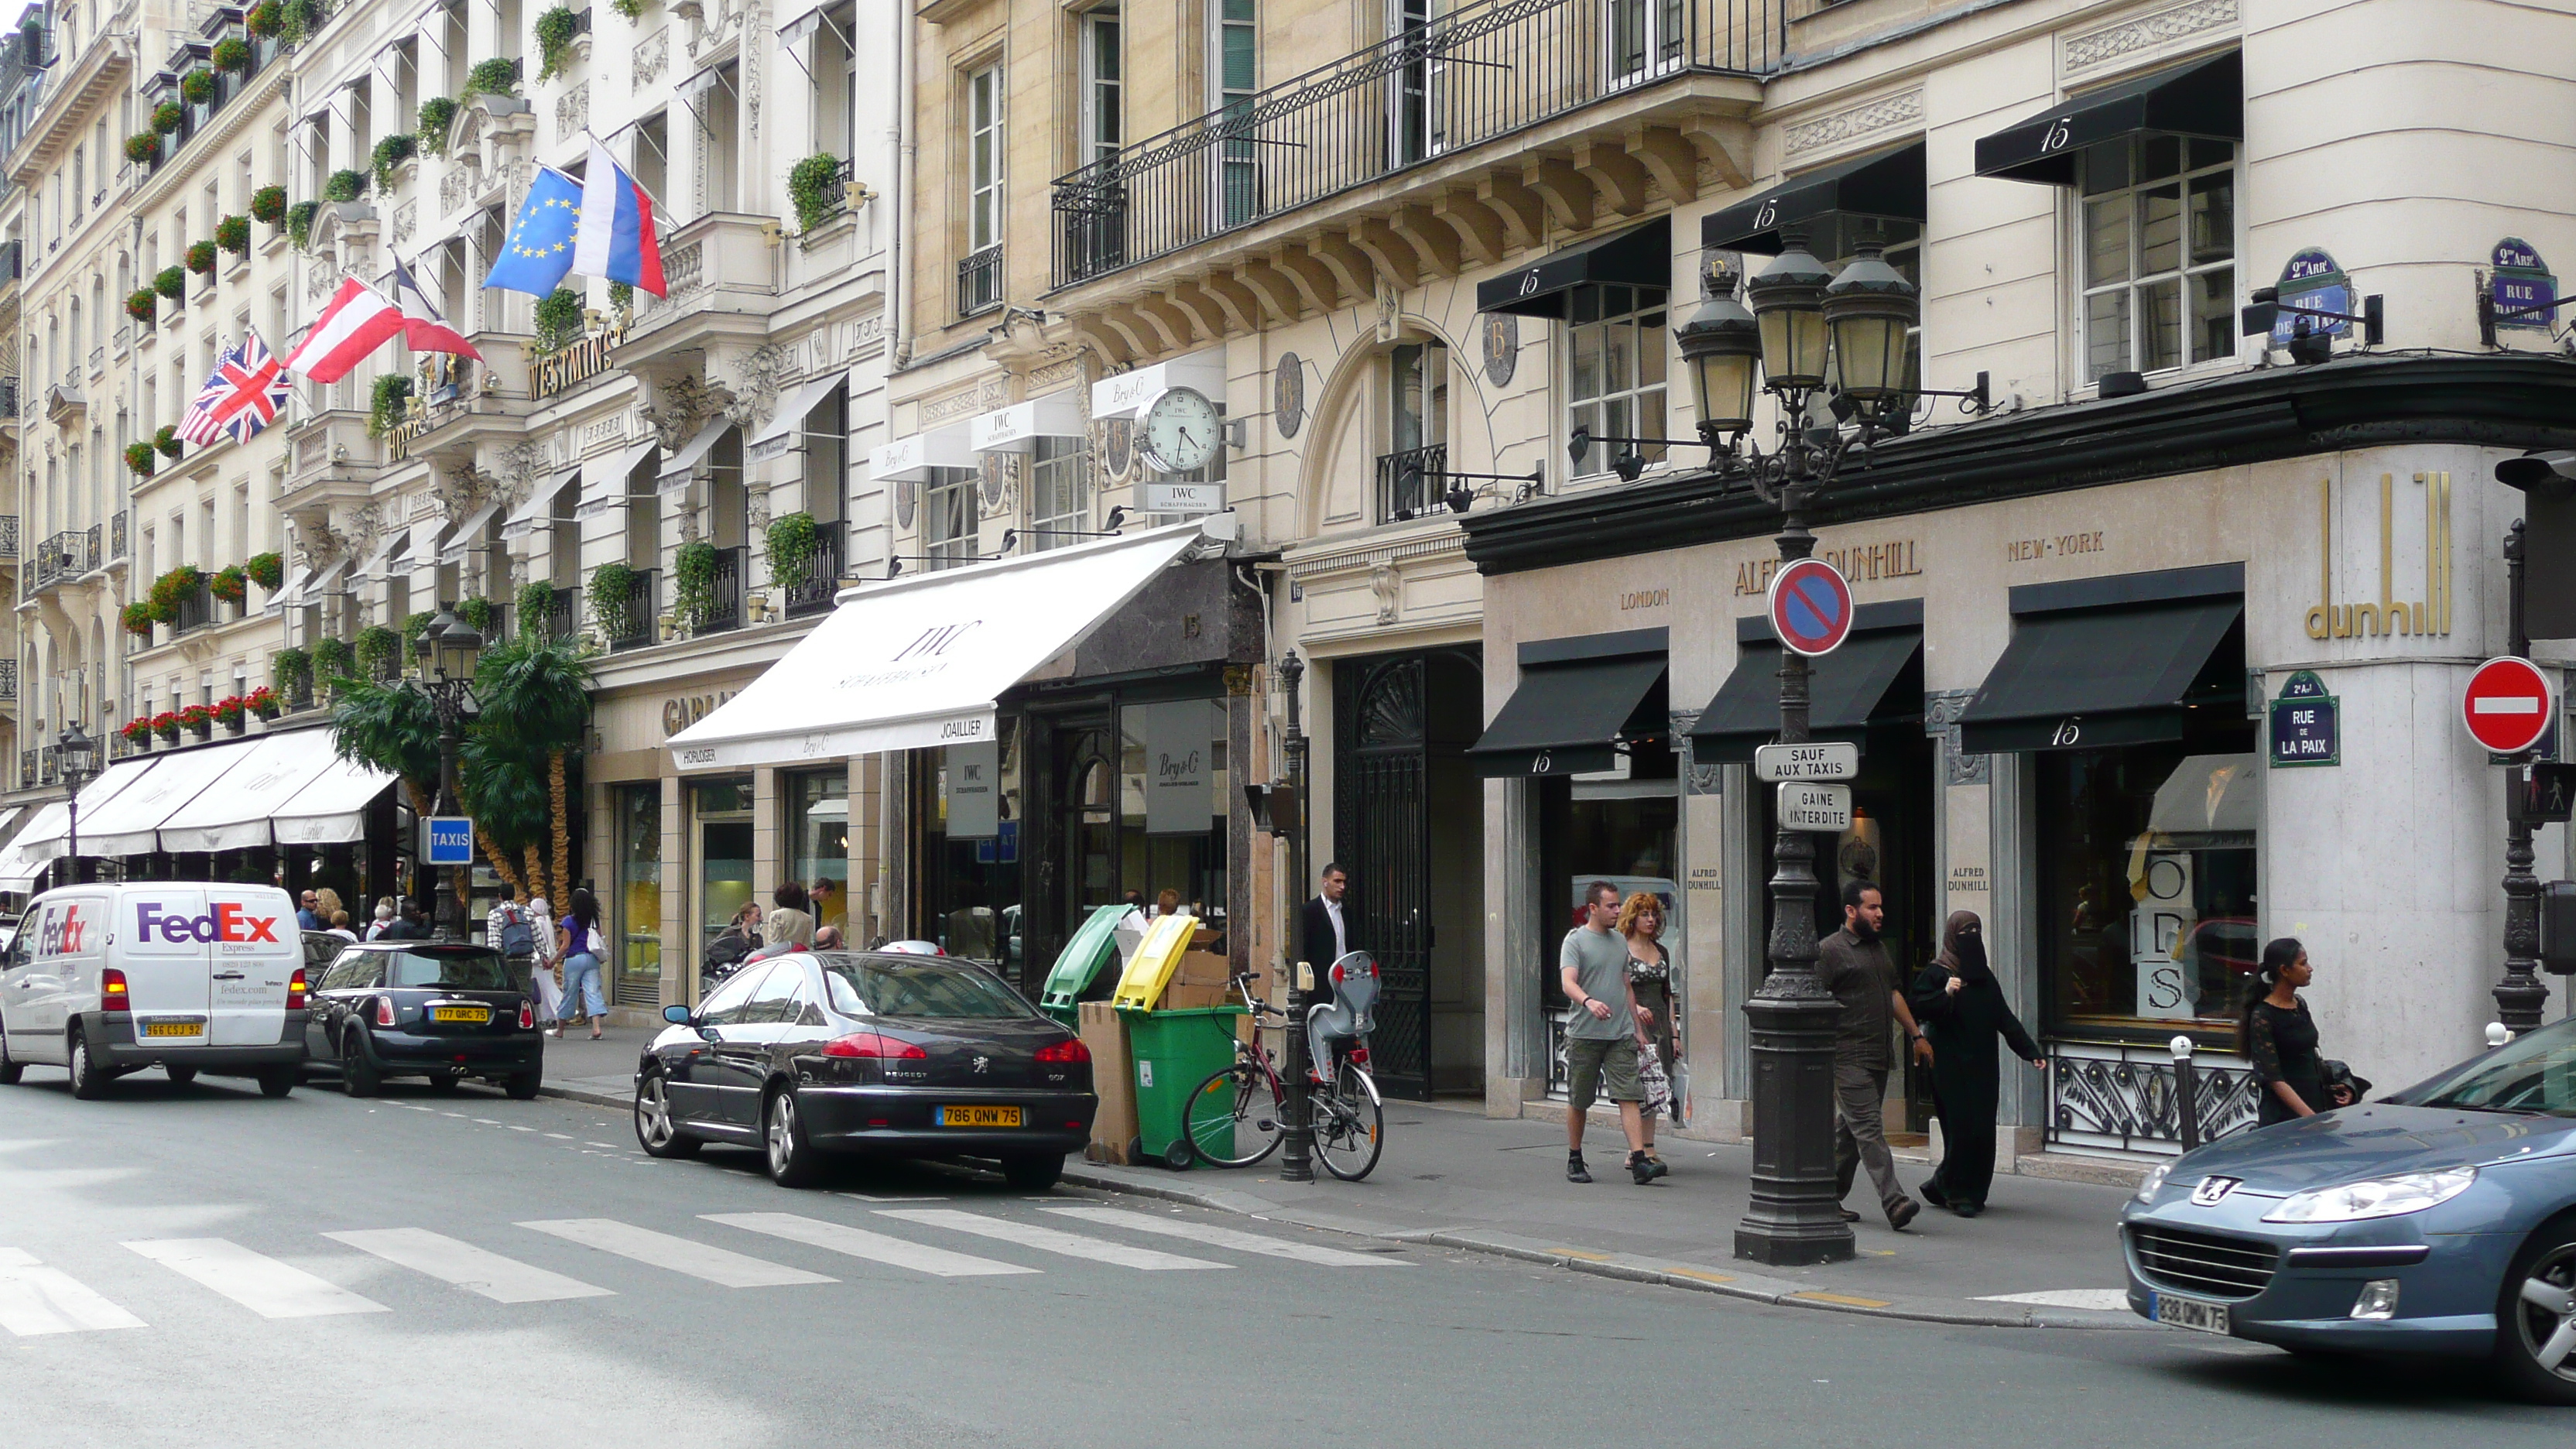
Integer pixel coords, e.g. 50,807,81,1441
1567,1153,1592,1184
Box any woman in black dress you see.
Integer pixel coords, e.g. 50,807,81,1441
1910,910,2044,1217
2243,937,2352,1125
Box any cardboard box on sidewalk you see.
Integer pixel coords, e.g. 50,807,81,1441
1078,1000,1137,1164
1171,950,1233,988
1158,981,1232,1010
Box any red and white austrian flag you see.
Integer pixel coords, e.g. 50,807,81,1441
283,277,406,383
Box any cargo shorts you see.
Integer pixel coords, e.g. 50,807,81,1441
1564,1035,1643,1112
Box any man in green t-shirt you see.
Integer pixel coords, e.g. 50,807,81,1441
1559,880,1660,1185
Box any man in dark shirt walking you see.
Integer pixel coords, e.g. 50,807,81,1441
1816,879,1931,1230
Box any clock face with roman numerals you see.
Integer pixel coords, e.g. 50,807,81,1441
1137,386,1220,475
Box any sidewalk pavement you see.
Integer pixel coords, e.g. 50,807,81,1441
536,1027,2156,1332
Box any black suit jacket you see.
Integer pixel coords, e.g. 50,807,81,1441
1302,896,1351,1005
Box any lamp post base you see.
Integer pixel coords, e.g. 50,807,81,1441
1734,992,1855,1266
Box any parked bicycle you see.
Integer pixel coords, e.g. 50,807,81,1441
1180,953,1384,1180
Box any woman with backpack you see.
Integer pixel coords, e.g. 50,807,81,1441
553,888,608,1040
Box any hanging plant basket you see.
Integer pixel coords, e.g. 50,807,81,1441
155,425,183,459
215,214,251,254
250,184,287,224
246,0,283,36
186,240,219,275
286,200,319,251
324,169,368,203
416,98,458,157
152,101,183,135
123,440,156,476
213,36,253,73
121,604,157,639
154,266,187,303
246,550,285,591
180,69,217,105
124,132,162,166
210,564,249,605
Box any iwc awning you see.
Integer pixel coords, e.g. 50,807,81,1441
1467,629,1668,778
668,522,1213,771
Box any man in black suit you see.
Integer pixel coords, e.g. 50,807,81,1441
1300,863,1351,1005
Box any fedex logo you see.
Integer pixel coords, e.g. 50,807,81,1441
135,900,279,944
36,905,86,956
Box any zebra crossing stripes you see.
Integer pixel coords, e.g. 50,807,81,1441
875,1208,1230,1270
1041,1205,1404,1266
0,1248,146,1335
702,1212,1039,1278
517,1218,839,1287
122,1238,389,1320
324,1228,617,1303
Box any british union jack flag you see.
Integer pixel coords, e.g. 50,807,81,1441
177,331,293,446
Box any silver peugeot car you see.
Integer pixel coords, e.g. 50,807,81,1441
2121,1016,2576,1403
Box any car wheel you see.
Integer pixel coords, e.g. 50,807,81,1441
763,1088,824,1189
67,1029,109,1101
502,1070,541,1101
632,1070,701,1159
2496,1222,2576,1405
1001,1153,1064,1192
340,1031,380,1098
425,1071,461,1094
166,1065,199,1086
255,1067,295,1098
0,1014,23,1085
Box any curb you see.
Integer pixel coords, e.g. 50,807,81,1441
1058,1162,2155,1332
544,1079,2147,1333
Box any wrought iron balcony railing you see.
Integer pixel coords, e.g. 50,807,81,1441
0,513,17,560
783,521,845,618
608,569,657,651
1050,0,1777,286
29,528,94,589
957,246,1003,317
174,584,213,633
701,546,745,633
1376,444,1448,521
545,587,577,642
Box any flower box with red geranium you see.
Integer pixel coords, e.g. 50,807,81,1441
214,696,248,734
247,685,282,719
179,704,217,738
120,717,152,745
152,711,182,742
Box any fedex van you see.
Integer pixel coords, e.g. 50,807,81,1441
0,883,307,1099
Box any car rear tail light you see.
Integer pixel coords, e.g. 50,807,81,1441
375,997,396,1027
822,1032,927,1060
519,1000,536,1030
1035,1038,1091,1064
286,968,307,1012
100,968,128,1012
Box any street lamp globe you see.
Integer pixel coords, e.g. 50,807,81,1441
1676,286,1762,441
53,722,97,786
1821,241,1919,415
1745,236,1834,393
420,602,485,683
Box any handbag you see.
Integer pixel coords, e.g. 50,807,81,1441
1636,1042,1672,1115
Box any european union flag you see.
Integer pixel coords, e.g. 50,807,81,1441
482,166,584,296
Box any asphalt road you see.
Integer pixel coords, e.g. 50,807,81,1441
3,1064,2571,1447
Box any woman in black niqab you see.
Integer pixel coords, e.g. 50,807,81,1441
1910,910,2046,1217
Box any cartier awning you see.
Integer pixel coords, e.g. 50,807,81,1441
1688,601,1923,762
1474,218,1670,319
158,729,350,853
1467,629,1668,777
1975,49,2242,185
1956,564,2245,753
667,522,1211,770
1701,143,1926,255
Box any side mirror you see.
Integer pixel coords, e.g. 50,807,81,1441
662,1004,694,1025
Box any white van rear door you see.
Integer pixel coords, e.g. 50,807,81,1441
205,889,296,1047
117,888,215,1046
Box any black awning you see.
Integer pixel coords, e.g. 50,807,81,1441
1475,218,1670,318
1689,610,1923,763
1468,655,1667,778
1974,50,2242,185
1701,142,1926,255
1957,597,2242,753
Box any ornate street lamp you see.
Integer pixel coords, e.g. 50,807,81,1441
414,604,485,944
1821,242,1918,420
53,723,98,888
1276,649,1314,1184
1675,279,1762,444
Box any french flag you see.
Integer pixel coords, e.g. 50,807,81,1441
389,259,483,361
282,279,406,383
573,139,667,298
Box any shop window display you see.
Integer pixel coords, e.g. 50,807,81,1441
787,771,850,937
614,783,662,1006
1120,700,1228,927
927,721,1023,966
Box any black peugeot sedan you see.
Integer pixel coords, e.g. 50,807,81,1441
303,941,544,1098
633,950,1095,1190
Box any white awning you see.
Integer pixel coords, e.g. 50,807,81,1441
657,417,732,495
970,392,1084,455
0,802,68,889
1091,350,1226,420
776,0,834,46
575,439,661,519
267,564,313,613
504,466,583,539
869,422,974,483
303,559,351,601
9,757,166,857
79,745,254,856
157,729,346,854
407,514,452,566
438,502,504,563
668,522,1210,770
275,755,401,846
357,528,411,583
748,375,848,463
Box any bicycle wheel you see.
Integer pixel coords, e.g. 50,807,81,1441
1313,1059,1385,1181
1182,1060,1284,1168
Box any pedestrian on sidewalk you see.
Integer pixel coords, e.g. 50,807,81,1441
745,883,816,964
2242,937,2355,1125
488,896,548,1020
296,890,322,931
1617,891,1680,1172
325,909,358,943
382,902,430,940
525,896,564,1025
1560,880,1661,1186
1301,864,1351,1007
1818,880,1926,1229
553,889,607,1040
365,898,397,940
1910,910,2044,1218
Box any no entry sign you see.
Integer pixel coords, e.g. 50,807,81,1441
2463,656,2557,755
1769,558,1855,656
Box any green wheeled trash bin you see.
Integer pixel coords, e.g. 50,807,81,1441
1118,1005,1245,1170
1040,903,1134,1029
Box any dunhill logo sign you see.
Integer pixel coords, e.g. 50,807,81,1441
2307,473,2452,641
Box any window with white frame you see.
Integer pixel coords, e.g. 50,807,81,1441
966,64,1003,255
1211,0,1254,225
1026,437,1090,553
923,466,980,569
1564,283,1667,478
1081,5,1120,167
2078,134,2235,382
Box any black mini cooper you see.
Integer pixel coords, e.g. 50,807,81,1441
303,941,544,1098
